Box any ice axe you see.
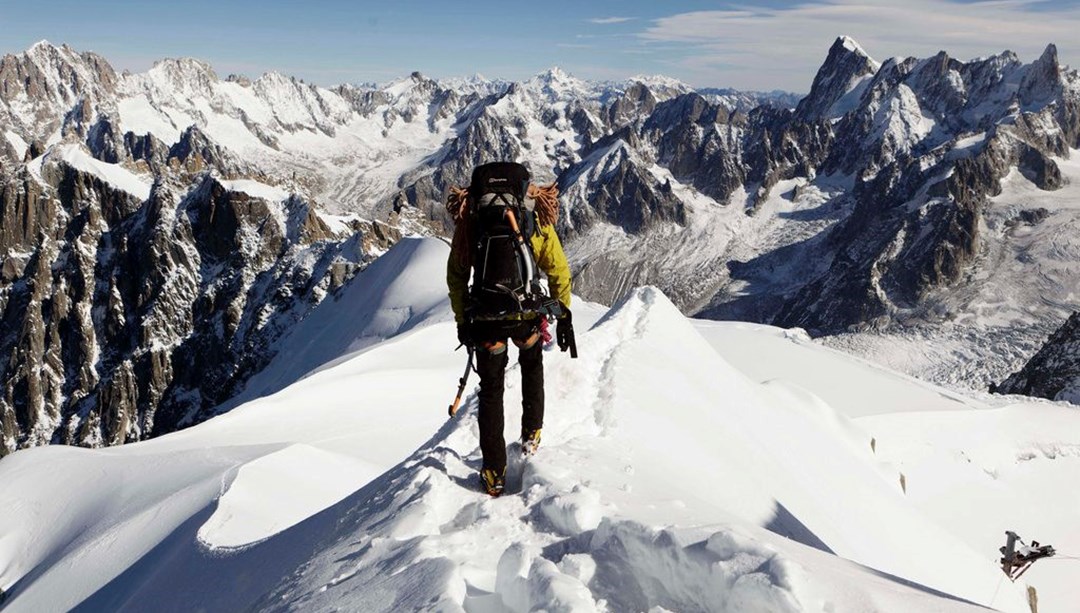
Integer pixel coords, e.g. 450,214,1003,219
448,346,475,418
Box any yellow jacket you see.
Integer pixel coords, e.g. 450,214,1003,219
447,222,572,324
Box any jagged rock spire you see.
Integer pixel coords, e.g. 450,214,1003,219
795,35,880,121
1019,43,1063,108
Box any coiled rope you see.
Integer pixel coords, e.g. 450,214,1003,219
447,186,470,221
528,182,559,226
446,182,560,227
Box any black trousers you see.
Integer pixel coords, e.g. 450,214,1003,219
474,320,544,473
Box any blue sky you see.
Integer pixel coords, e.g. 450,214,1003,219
1,0,1077,92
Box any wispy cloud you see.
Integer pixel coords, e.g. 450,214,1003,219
589,16,636,25
640,0,1080,90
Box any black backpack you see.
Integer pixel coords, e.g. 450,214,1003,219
467,162,555,319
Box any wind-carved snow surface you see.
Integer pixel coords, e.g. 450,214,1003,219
49,144,153,200
4,130,28,159
215,237,455,413
3,238,1077,612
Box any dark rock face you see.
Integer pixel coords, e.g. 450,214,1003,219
167,125,256,180
0,42,117,130
606,83,658,129
995,313,1080,403
561,138,686,236
0,162,396,456
643,93,748,204
743,105,832,209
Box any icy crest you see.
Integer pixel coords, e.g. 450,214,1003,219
839,35,876,66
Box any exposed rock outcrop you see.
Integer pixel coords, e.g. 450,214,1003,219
0,156,396,456
994,312,1080,404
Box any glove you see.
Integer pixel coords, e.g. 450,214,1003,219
556,307,577,359
457,321,474,348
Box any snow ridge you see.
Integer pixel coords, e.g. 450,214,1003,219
3,268,1052,611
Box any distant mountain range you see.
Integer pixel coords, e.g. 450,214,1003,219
2,36,1079,455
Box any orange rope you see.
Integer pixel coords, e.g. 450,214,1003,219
447,185,470,222
528,182,559,226
447,181,559,227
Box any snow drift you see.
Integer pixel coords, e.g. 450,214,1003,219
1,238,1077,612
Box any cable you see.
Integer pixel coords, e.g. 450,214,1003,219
990,572,1005,607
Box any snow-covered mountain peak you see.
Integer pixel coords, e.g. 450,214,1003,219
537,65,571,81
439,72,508,97
134,56,220,100
254,70,297,86
0,41,118,141
2,40,116,94
628,74,689,89
625,74,692,100
838,35,875,63
22,39,88,65
28,39,56,52
525,66,593,101
794,35,881,120
147,56,218,82
380,70,437,98
251,70,335,107
22,39,67,67
1018,42,1067,108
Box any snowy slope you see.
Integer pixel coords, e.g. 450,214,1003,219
214,237,455,413
2,238,1077,612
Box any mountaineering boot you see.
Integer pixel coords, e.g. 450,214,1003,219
480,467,505,497
521,428,542,456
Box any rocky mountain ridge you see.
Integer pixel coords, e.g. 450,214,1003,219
0,141,397,455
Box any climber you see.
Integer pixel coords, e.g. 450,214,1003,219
446,161,576,497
